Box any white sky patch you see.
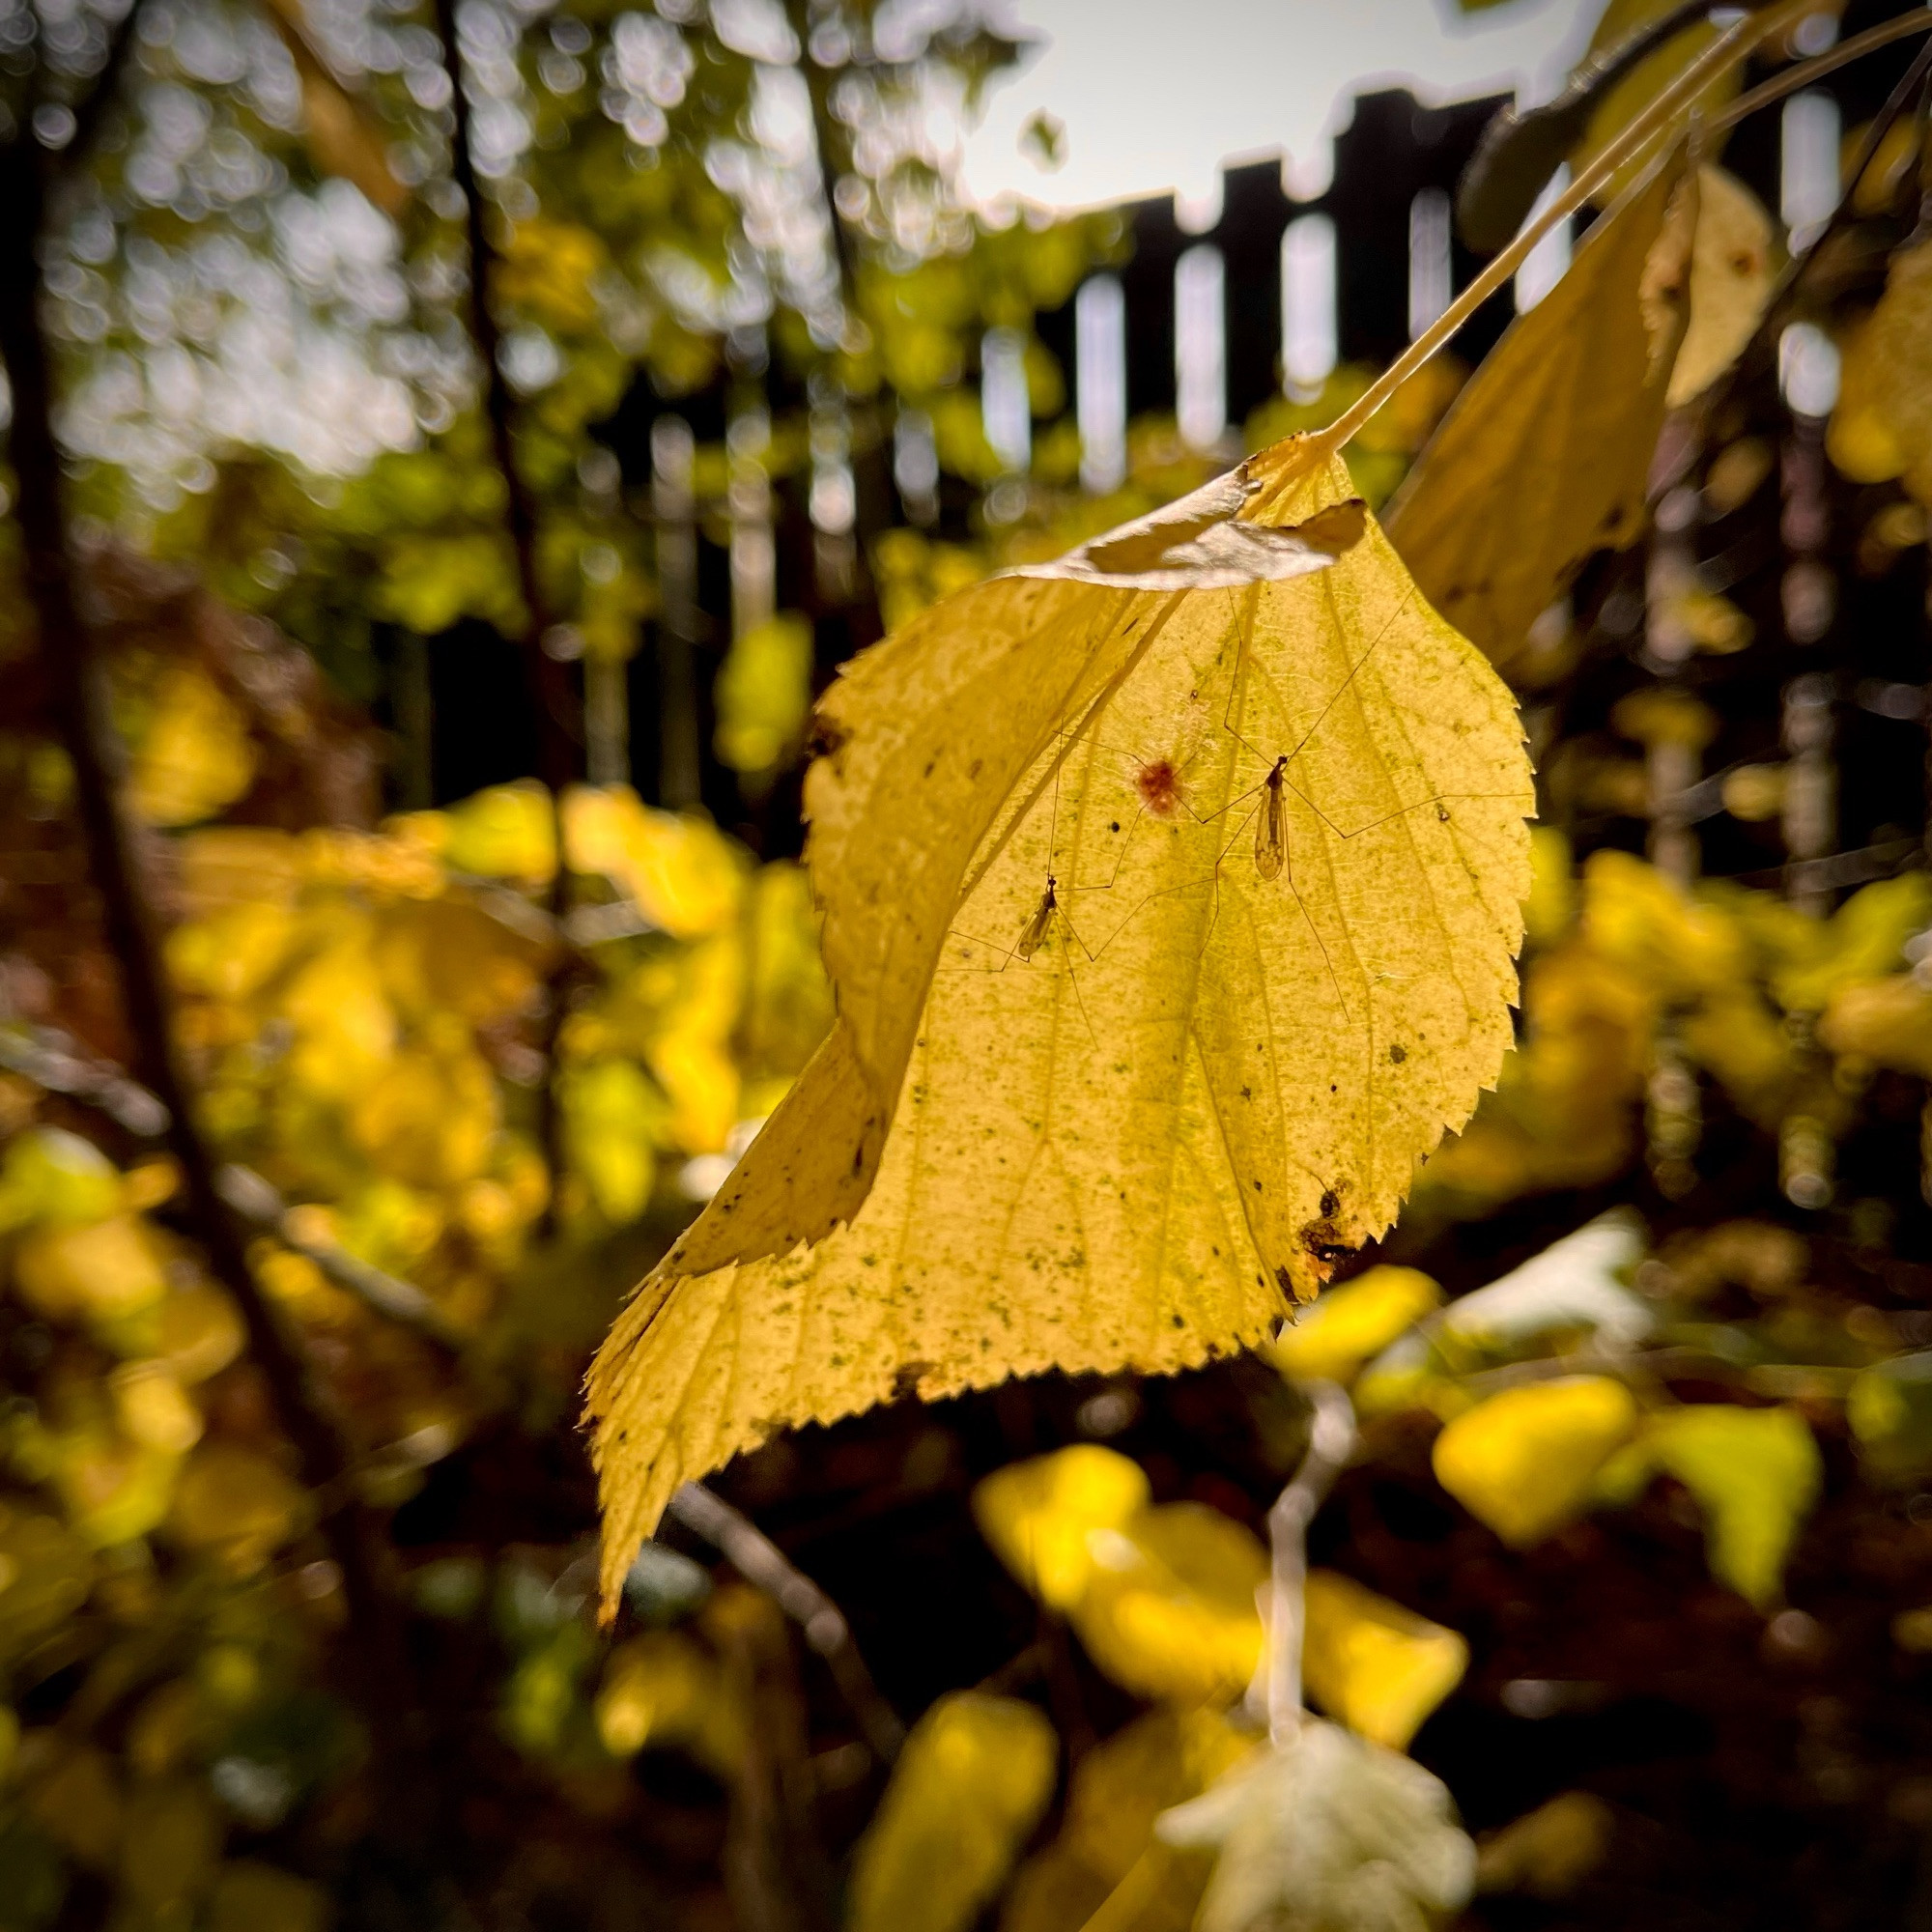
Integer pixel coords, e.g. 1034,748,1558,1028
960,0,1594,215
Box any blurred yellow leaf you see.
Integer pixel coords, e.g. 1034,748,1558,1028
1667,167,1775,407
0,1505,93,1663
166,1442,305,1575
497,219,606,332
973,1443,1151,1610
716,612,814,776
1836,236,1932,503
1476,1791,1614,1899
349,1046,500,1190
1523,827,1576,947
0,1127,122,1235
1387,153,1690,672
1300,1569,1467,1751
118,1777,222,1910
846,1692,1057,1932
1646,1404,1820,1609
1849,1349,1932,1475
106,1362,203,1457
443,781,557,886
564,787,745,938
1766,873,1931,1014
1271,1266,1441,1386
126,666,257,829
589,449,1533,1603
49,1426,180,1549
1071,1504,1266,1707
208,1861,332,1932
1002,1707,1247,1932
26,1744,123,1869
13,1215,166,1332
594,1629,741,1775
1583,850,1751,1000
1433,1377,1638,1547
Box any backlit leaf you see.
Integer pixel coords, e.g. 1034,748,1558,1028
972,1443,1151,1611
1270,1266,1441,1386
1387,153,1690,673
588,447,1532,1605
1300,1570,1468,1751
845,1692,1056,1932
1646,1404,1820,1609
1433,1377,1638,1547
1070,1504,1267,1707
1157,1720,1475,1932
1832,234,1932,498
1668,167,1776,408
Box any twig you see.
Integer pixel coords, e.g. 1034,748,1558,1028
55,0,145,169
1305,0,1815,464
427,0,575,795
1710,8,1932,138
0,1017,469,1349
213,1165,469,1349
0,128,409,1747
667,1481,905,1763
1252,1378,1354,1747
429,0,582,1226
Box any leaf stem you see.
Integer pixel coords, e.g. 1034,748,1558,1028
1312,0,1815,462
1255,1378,1354,1747
1711,8,1932,138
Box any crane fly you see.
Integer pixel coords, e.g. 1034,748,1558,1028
1015,874,1062,961
1254,757,1287,882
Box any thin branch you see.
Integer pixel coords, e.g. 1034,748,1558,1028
57,0,145,171
1251,1378,1354,1747
429,0,582,1227
427,0,576,795
1710,8,1932,138
667,1481,905,1763
1306,0,1816,464
0,130,409,1743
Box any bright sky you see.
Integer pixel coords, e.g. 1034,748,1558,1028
958,0,1601,214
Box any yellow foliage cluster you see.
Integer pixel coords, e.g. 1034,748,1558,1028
1422,836,1932,1215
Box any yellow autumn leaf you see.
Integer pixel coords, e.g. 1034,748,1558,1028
1002,1707,1248,1932
1668,166,1775,407
1433,1376,1638,1548
1646,1404,1820,1610
1572,1,1741,208
973,1443,1151,1611
1386,152,1690,673
1836,236,1932,503
1270,1266,1441,1386
1300,1569,1467,1751
845,1692,1057,1932
588,445,1532,1605
126,665,257,829
1071,1503,1267,1707
165,1441,305,1575
13,1215,167,1331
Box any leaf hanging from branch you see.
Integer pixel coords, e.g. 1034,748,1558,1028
587,445,1532,1609
1385,152,1692,675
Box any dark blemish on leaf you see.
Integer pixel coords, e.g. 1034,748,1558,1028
1239,1086,1252,1100
1274,1265,1293,1294
1436,805,1451,822
1171,1314,1184,1329
968,758,982,779
1110,820,1122,834
1320,1188,1339,1218
892,1360,932,1401
923,756,937,778
1252,1179,1264,1192
1390,1043,1407,1064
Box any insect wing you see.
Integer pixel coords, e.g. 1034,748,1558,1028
1255,781,1286,881
1015,889,1056,961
